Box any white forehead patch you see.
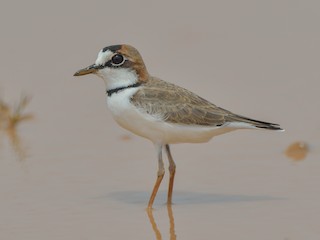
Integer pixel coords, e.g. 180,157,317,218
95,49,113,66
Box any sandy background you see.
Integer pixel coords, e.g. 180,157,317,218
0,0,319,239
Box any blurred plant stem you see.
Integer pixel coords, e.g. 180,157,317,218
0,94,33,159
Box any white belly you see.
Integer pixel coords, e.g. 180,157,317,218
106,88,235,144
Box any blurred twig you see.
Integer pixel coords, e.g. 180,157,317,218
6,95,34,129
0,94,33,160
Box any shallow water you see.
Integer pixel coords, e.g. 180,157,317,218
1,1,320,239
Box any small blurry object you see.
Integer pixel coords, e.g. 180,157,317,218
285,141,309,161
0,95,33,130
0,94,33,159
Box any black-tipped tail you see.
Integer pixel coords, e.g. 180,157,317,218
254,122,284,131
228,114,284,131
243,116,284,131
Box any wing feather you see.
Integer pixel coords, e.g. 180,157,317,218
131,77,283,131
131,77,228,126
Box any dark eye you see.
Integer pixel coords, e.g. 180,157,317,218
111,54,125,66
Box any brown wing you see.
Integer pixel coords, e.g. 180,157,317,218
131,77,283,130
131,77,230,126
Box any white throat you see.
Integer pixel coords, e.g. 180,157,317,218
96,67,139,91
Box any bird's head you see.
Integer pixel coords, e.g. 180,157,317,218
74,44,149,89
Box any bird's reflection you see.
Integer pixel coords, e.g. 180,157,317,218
147,205,177,240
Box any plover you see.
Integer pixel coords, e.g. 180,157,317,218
74,44,283,208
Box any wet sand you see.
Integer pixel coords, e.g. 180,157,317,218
1,1,320,239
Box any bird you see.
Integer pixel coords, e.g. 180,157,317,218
74,44,283,209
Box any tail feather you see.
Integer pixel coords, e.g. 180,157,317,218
227,114,284,131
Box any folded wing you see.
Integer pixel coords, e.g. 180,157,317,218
131,77,283,131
